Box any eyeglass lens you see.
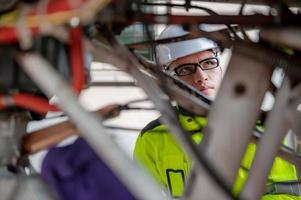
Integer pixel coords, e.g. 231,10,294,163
174,57,219,76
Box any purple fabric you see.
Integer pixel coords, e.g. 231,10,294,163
41,138,136,200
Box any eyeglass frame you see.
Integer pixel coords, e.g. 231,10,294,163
169,57,220,77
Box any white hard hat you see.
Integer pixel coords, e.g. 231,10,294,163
156,25,217,66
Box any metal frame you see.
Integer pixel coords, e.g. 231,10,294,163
0,0,301,200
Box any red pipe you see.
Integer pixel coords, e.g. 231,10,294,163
28,0,89,15
0,1,86,112
0,0,89,44
69,27,85,94
0,26,86,93
0,27,40,44
0,27,86,113
0,93,59,114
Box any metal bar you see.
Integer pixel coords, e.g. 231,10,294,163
190,0,301,7
22,121,77,155
22,104,121,155
252,131,301,171
242,77,291,199
135,13,301,27
17,53,167,200
88,81,137,87
187,29,301,74
260,28,301,52
184,50,273,200
126,26,236,50
104,126,142,132
157,0,301,6
0,111,30,165
230,42,301,80
0,172,55,200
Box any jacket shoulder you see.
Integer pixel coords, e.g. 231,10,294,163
140,117,166,136
141,118,161,135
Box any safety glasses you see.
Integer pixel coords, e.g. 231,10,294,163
172,57,219,76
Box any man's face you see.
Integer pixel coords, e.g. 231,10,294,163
169,50,223,99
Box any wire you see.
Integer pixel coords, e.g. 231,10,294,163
121,105,155,110
239,0,252,42
125,98,149,104
104,125,141,132
117,98,156,112
135,1,241,40
137,1,218,16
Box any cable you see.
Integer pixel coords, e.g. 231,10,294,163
135,1,241,40
239,0,252,42
104,125,141,132
124,98,149,104
137,1,218,16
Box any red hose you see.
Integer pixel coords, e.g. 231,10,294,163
0,93,59,114
0,26,86,93
0,1,86,112
28,0,89,15
0,0,89,44
0,27,39,44
0,27,86,113
69,27,85,94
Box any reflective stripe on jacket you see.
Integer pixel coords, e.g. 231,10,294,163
134,112,301,199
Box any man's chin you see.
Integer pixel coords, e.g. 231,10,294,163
200,89,215,100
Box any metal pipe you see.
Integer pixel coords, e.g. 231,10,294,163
242,77,291,199
260,28,301,52
252,131,301,171
22,104,121,155
136,13,301,27
88,81,137,87
17,53,167,200
138,0,301,7
185,50,272,200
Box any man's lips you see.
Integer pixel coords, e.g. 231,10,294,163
199,87,214,95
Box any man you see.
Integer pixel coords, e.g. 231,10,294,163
134,25,301,199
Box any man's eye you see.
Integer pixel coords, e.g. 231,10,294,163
202,60,217,69
177,65,195,75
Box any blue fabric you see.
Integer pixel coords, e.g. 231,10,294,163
41,138,136,200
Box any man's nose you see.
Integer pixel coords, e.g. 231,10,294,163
193,66,208,83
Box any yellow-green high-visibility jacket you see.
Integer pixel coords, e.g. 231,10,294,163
134,110,301,199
